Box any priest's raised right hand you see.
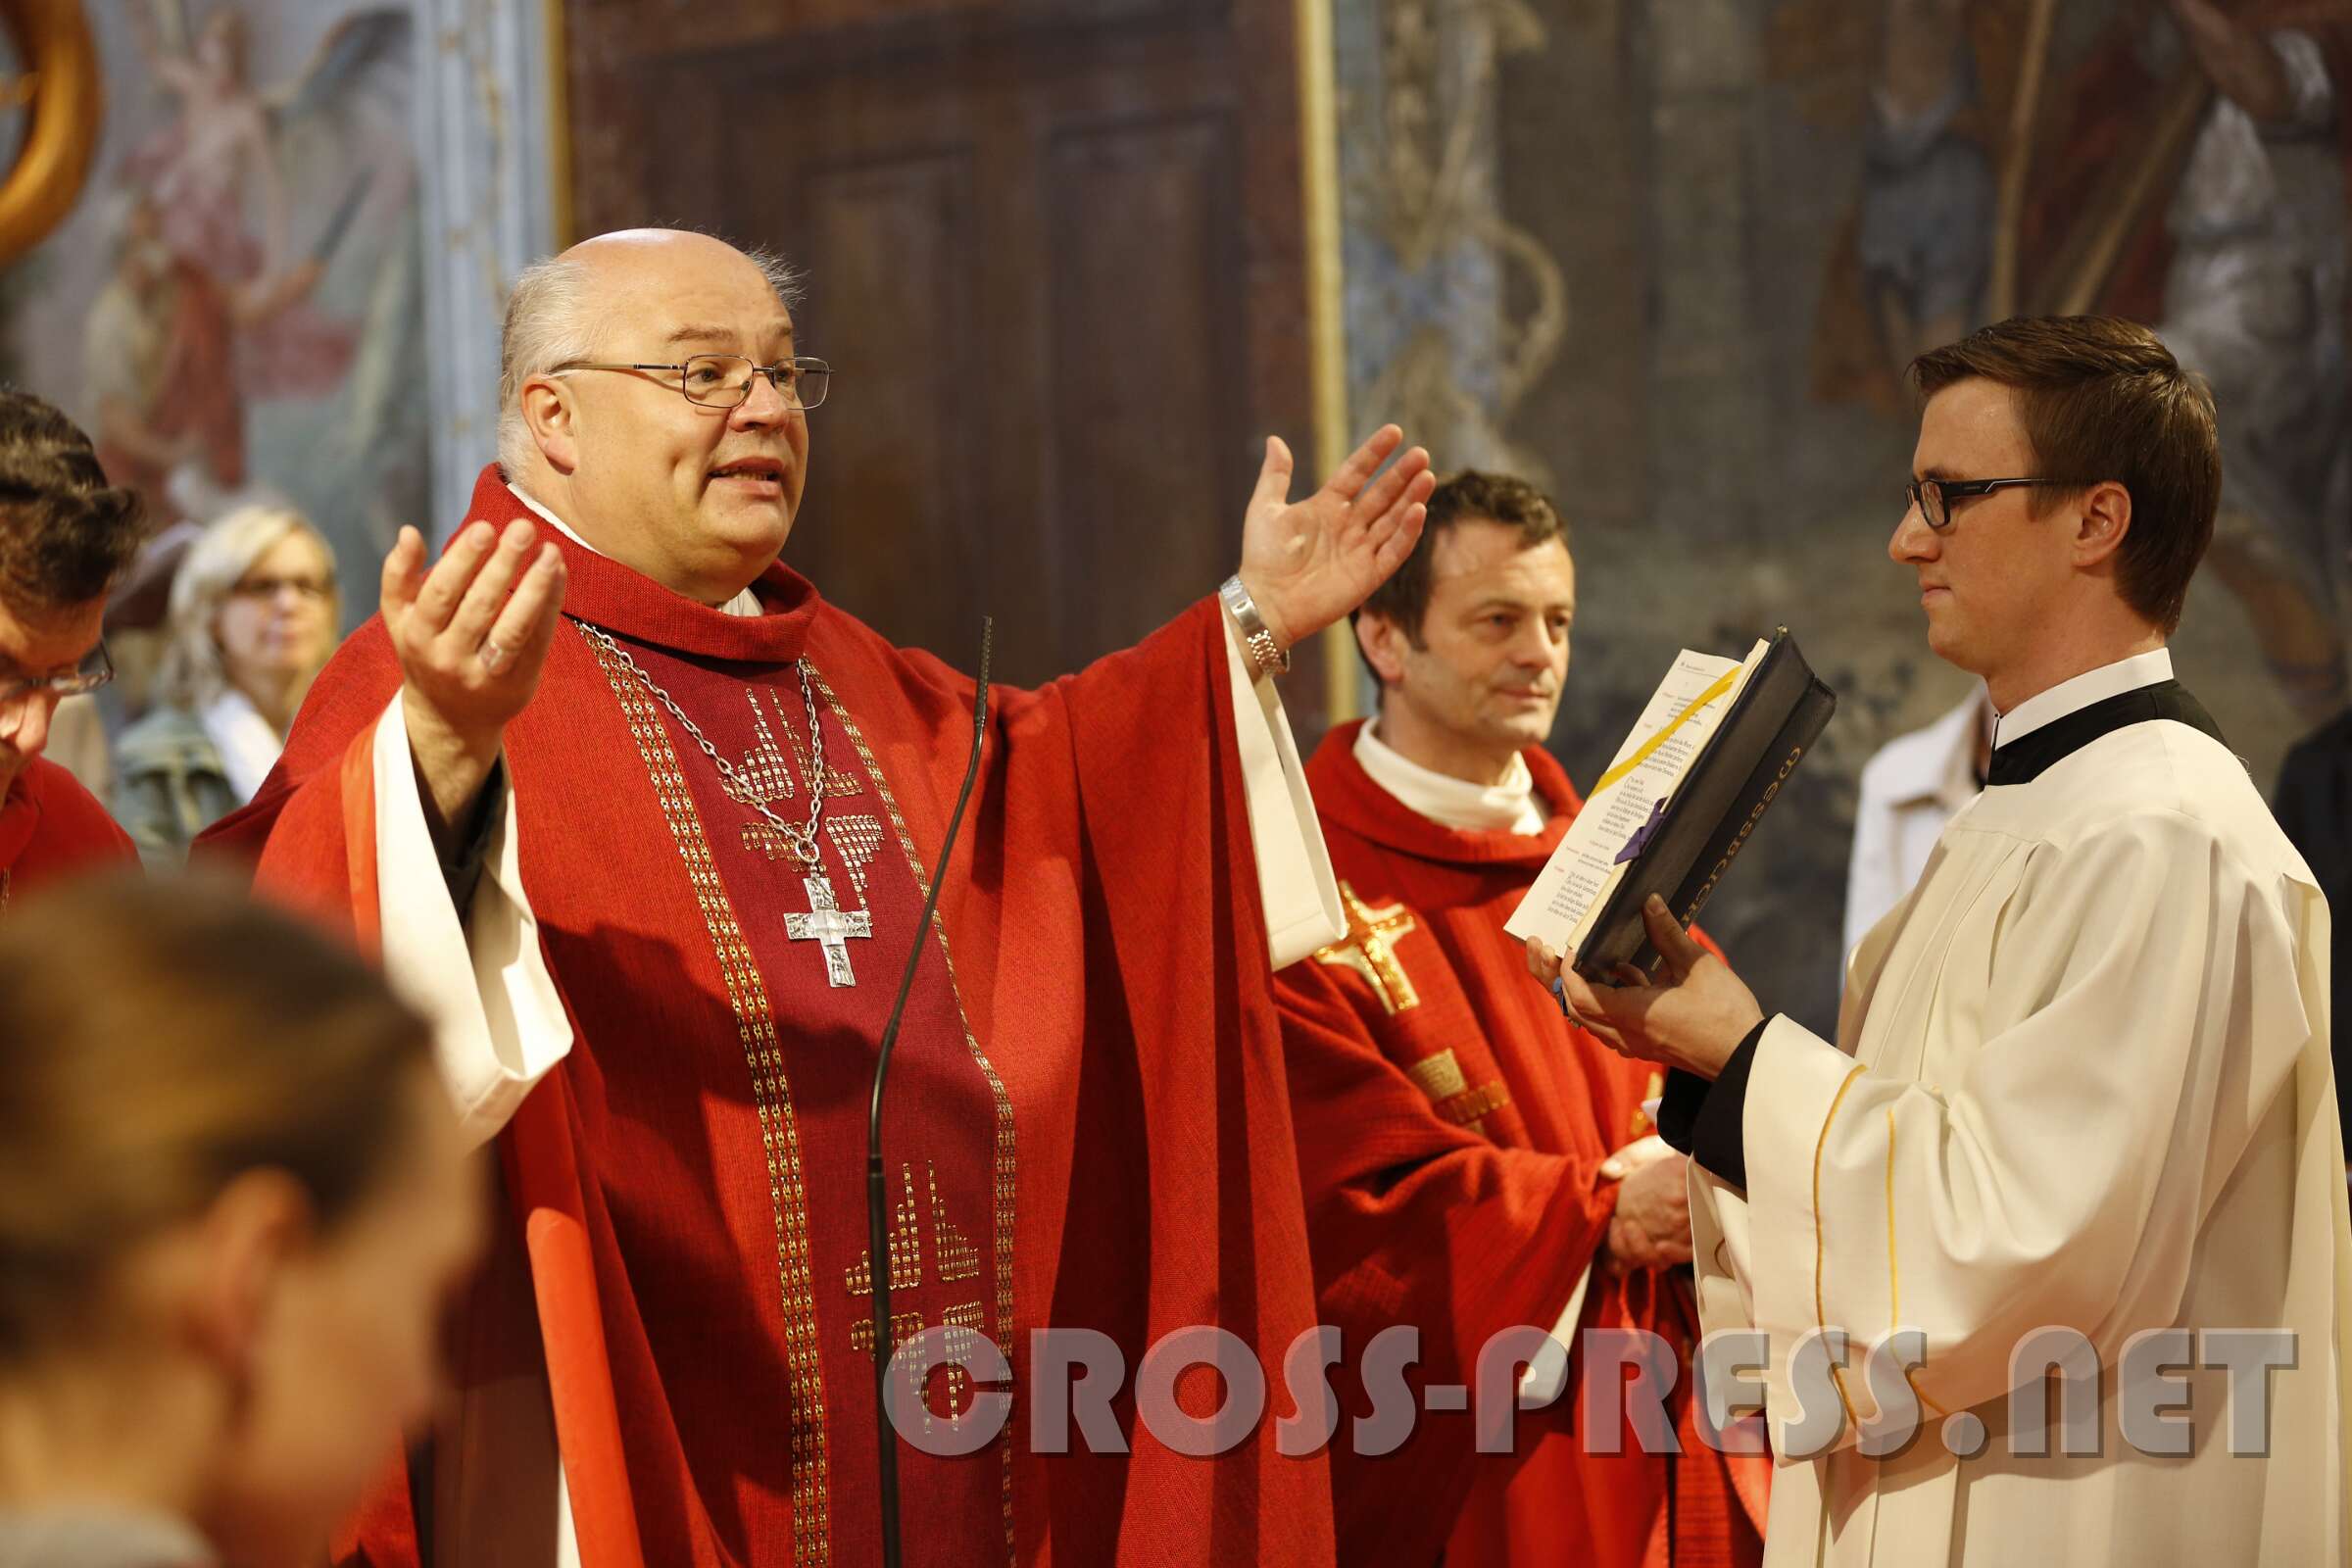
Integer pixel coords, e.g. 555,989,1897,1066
381,518,567,843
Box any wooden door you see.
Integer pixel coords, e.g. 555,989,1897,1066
564,0,1326,713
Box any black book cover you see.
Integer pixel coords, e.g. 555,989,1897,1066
1573,629,1838,981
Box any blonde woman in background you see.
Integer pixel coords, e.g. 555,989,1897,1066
0,875,482,1568
114,507,339,861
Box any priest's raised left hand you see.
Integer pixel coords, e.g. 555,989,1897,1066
1524,895,1764,1080
1236,424,1435,652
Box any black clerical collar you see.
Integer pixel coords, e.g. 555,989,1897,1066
1985,679,2225,786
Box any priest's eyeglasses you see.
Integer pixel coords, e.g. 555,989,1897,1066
1906,476,2078,531
0,642,112,730
552,354,832,411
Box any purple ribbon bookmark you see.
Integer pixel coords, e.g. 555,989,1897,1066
1614,795,1669,865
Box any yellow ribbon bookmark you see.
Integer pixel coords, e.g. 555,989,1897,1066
1590,665,1740,798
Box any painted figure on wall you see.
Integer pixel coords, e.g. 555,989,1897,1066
95,0,411,531
83,191,244,530
1788,0,2021,408
2024,0,2352,724
1793,0,2352,725
1856,0,1995,373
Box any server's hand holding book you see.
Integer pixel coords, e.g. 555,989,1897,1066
1505,628,1836,982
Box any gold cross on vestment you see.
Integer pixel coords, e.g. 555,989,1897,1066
1313,882,1421,1013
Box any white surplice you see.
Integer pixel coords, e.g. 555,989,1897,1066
1839,685,1988,968
1690,657,2352,1565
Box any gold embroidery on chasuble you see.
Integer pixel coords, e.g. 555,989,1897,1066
722,687,802,808
808,664,1019,1561
1401,1049,1511,1137
840,1162,984,1294
931,1161,982,1281
932,1300,992,1438
724,691,884,888
846,1302,992,1441
824,815,887,906
776,685,866,799
845,1162,925,1295
844,1162,992,1435
583,631,831,1565
743,823,798,862
849,1310,925,1360
1313,882,1424,1013
740,813,889,904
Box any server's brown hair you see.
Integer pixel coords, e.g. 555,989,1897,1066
1910,317,2220,632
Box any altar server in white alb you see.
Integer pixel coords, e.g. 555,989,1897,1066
1533,315,2350,1566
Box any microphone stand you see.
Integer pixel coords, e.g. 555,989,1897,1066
865,618,991,1568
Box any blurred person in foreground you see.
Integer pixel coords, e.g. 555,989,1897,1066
116,506,340,862
0,389,143,897
0,875,483,1568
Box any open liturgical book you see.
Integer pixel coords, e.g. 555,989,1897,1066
1506,629,1836,980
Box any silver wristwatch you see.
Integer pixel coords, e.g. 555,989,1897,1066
1219,575,1291,682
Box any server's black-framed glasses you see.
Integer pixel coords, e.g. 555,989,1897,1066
553,353,833,411
1906,476,2079,531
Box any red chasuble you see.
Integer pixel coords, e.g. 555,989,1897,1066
1276,723,1767,1568
0,758,136,899
202,467,1333,1567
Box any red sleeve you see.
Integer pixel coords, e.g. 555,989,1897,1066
13,760,137,890
1276,949,1620,1568
1055,597,1340,1561
1277,955,1615,1374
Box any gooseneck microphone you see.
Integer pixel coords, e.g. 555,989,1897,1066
864,617,991,1568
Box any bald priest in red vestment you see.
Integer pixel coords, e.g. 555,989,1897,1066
1276,472,1767,1567
200,228,1438,1568
0,390,143,897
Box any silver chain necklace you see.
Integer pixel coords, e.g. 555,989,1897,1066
576,620,872,987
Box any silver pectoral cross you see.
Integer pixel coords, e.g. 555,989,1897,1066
785,870,872,987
